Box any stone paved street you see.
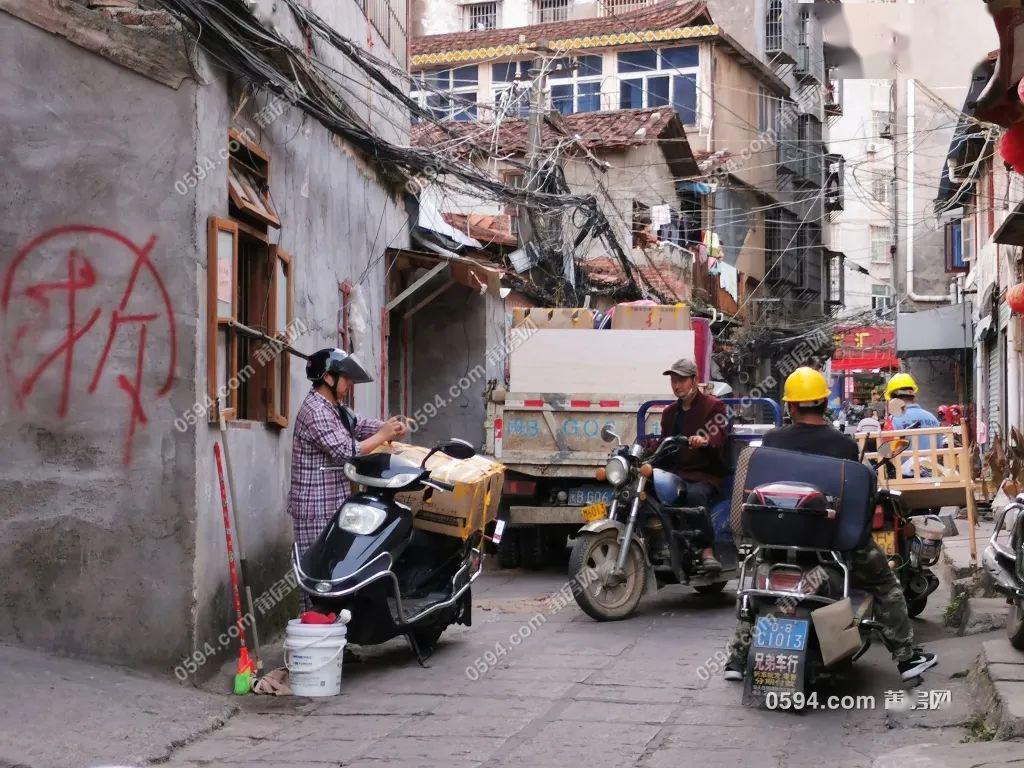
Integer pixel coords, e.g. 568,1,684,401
160,567,1005,768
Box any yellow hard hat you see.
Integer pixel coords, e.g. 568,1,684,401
884,372,918,401
782,367,831,404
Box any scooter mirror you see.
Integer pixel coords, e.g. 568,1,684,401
438,438,476,460
600,424,619,444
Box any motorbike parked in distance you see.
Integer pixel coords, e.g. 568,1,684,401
982,491,1024,649
293,438,481,661
737,440,916,706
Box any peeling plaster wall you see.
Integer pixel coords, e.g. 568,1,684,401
0,14,200,668
0,0,408,671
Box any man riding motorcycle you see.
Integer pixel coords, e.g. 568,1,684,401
723,367,938,682
652,358,729,573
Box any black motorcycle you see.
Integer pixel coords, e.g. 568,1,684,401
292,438,481,661
982,491,1024,650
737,442,915,706
568,425,737,621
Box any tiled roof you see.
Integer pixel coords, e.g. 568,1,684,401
441,212,519,247
411,108,697,174
581,256,693,302
411,1,713,57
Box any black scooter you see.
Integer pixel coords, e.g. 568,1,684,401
293,438,482,662
982,491,1024,650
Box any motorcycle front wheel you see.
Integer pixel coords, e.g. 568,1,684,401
1008,599,1024,650
569,530,646,621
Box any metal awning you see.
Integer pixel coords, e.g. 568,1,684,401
895,303,974,355
993,200,1024,246
385,247,504,317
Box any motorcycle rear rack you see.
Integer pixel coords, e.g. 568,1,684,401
293,545,483,628
737,546,850,615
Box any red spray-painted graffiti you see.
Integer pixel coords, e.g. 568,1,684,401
2,226,177,465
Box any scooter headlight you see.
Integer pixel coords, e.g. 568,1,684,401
338,502,387,535
604,456,630,487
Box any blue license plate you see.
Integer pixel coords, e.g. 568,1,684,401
568,486,615,506
753,617,809,651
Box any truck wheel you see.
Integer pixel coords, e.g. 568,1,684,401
568,530,645,621
519,528,545,570
497,528,520,569
1008,600,1024,650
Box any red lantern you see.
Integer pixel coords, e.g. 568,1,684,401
1000,123,1024,173
1008,282,1024,314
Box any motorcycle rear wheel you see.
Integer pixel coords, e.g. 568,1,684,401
1008,599,1024,650
569,530,646,621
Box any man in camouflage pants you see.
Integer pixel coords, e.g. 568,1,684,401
723,367,938,682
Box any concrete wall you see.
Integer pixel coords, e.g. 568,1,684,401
0,15,200,667
0,0,408,671
188,0,408,665
406,285,505,450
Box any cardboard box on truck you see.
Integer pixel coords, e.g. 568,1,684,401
512,307,597,330
611,304,691,331
377,443,504,539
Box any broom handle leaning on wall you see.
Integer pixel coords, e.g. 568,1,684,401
228,319,310,359
218,396,263,671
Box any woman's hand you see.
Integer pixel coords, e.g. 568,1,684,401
377,416,408,443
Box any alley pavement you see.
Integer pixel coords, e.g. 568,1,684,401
151,566,1015,768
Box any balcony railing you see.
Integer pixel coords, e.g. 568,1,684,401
360,0,407,65
765,0,799,65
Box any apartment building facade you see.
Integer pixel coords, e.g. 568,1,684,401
409,0,840,343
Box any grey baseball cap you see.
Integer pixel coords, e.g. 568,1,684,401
663,358,698,377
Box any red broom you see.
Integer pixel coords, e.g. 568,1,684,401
214,442,255,694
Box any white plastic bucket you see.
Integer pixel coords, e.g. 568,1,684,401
284,618,348,697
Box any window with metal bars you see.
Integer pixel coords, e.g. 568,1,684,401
535,0,568,23
765,0,784,52
599,0,654,16
466,2,497,31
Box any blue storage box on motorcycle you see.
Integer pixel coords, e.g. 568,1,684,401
731,447,876,551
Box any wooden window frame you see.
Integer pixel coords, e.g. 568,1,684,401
207,216,240,421
338,281,354,408
266,245,293,428
228,129,281,229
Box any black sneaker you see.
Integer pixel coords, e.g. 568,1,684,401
898,651,938,680
702,555,723,573
724,662,744,682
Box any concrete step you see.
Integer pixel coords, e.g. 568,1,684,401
967,637,1024,739
960,597,1009,636
873,741,1024,767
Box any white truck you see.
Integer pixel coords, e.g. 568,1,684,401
484,307,711,568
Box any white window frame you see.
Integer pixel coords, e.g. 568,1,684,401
870,225,890,263
411,66,479,121
871,283,894,312
872,109,893,139
962,215,976,262
534,0,569,23
617,46,700,125
758,86,779,135
464,1,498,31
549,55,604,115
491,61,532,118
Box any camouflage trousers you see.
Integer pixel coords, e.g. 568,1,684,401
727,540,915,665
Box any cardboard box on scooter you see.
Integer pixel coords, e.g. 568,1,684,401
377,443,504,540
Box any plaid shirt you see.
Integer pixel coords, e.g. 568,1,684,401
286,389,383,523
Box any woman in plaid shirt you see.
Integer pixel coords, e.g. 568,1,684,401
288,349,407,607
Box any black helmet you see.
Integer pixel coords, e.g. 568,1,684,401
306,348,374,384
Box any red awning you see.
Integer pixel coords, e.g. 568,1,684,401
831,354,900,373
